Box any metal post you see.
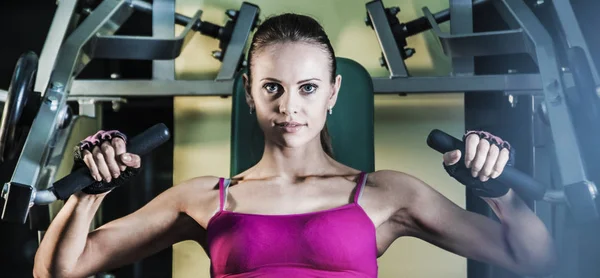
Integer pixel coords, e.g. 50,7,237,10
2,0,134,223
153,0,176,80
450,0,474,75
531,95,558,276
550,0,600,85
500,0,596,221
8,0,133,189
216,3,260,81
365,0,409,77
447,1,480,277
34,0,79,95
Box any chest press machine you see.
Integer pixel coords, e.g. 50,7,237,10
0,0,599,278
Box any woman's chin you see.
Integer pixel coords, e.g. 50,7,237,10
270,134,315,149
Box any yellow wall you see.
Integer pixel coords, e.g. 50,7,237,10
172,0,466,278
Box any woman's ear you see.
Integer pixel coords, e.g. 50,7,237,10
243,73,254,110
328,74,342,108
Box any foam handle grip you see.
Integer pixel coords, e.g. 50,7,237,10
51,123,171,200
427,129,546,200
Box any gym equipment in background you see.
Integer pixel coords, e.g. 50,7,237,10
364,1,600,278
365,0,599,222
0,0,259,224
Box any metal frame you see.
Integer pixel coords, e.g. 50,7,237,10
423,7,530,59
68,0,542,97
69,2,259,97
550,0,600,86
366,0,597,221
448,0,474,74
365,0,408,77
152,0,176,80
91,10,202,60
372,73,543,94
369,2,600,278
366,1,599,278
34,0,80,95
1,0,259,223
3,0,135,223
365,0,547,95
71,74,545,96
217,3,259,81
71,79,234,96
501,0,596,221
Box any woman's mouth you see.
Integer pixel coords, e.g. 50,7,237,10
275,121,306,133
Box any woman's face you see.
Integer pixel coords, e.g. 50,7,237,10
244,42,341,150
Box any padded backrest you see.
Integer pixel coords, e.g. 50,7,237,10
230,57,374,176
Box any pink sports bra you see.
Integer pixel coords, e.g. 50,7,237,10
205,172,378,277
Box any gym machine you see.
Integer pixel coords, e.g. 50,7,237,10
365,0,600,278
1,0,600,277
0,0,259,224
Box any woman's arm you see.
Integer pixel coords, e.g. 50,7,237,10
33,176,218,278
378,130,557,276
378,170,557,277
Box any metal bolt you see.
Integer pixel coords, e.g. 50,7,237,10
379,57,387,68
404,48,415,58
112,101,121,112
212,50,222,60
535,0,544,6
51,82,64,90
544,79,562,105
588,183,598,199
47,95,59,111
389,7,400,16
110,73,121,79
549,94,562,105
507,69,518,74
537,102,550,125
226,9,238,19
364,16,372,27
538,101,550,124
561,67,570,72
508,94,517,108
546,79,559,91
58,106,73,129
1,183,8,200
242,60,248,67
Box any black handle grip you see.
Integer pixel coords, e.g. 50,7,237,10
427,129,547,200
51,123,171,200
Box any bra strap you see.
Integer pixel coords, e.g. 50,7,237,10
353,172,368,204
218,178,226,212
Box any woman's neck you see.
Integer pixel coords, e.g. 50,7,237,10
254,138,335,180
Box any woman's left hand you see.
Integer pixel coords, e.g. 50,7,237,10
442,131,511,182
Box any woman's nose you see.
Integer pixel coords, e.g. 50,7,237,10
278,92,299,114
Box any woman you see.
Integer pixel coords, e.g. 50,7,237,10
33,13,557,278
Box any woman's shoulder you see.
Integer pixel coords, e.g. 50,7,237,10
366,170,425,194
166,175,224,200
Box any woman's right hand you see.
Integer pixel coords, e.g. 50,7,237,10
81,134,141,183
35,130,212,278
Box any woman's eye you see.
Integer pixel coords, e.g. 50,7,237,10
263,83,280,93
301,84,318,94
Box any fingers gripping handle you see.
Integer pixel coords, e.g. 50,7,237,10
427,129,547,200
51,123,171,200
